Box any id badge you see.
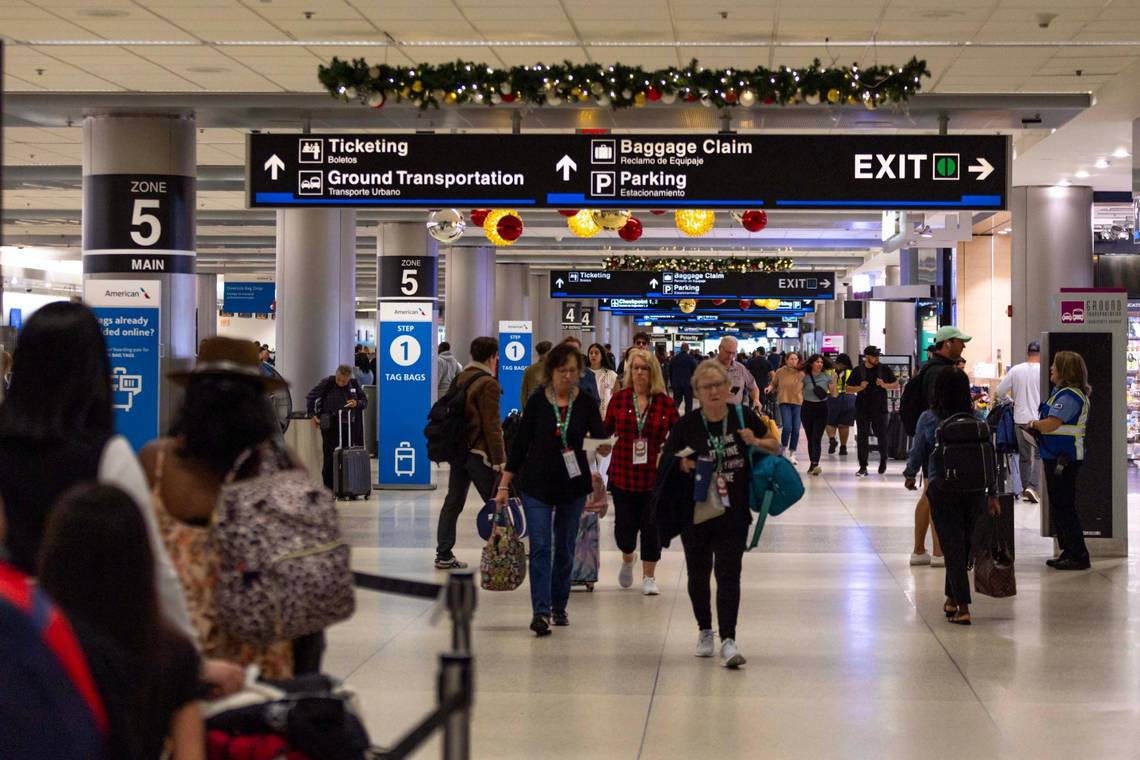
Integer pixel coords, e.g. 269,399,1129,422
563,449,582,478
632,438,649,465
716,473,731,508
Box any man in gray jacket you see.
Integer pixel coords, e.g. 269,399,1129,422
437,341,463,399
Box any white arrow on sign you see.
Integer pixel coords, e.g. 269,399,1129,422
968,157,994,181
264,154,285,180
649,278,659,288
555,155,578,181
820,279,832,288
555,277,565,288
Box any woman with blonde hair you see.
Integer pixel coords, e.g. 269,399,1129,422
1027,350,1092,571
604,348,679,595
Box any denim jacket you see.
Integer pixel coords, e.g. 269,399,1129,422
903,409,943,481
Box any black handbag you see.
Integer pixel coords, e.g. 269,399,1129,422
974,515,1016,598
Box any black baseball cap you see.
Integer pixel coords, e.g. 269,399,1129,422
863,345,882,357
1027,341,1041,354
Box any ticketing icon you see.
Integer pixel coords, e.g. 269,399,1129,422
110,366,143,412
299,171,323,195
299,139,324,163
394,442,416,477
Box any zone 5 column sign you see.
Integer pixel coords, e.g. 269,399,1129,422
378,302,433,487
84,279,162,452
498,321,532,419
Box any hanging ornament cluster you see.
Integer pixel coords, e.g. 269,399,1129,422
603,255,795,273
319,57,930,111
675,209,716,237
565,209,643,241
678,299,698,314
566,209,601,238
425,208,465,244
593,209,632,231
483,209,523,246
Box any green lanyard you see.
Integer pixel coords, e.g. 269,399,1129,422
700,412,728,472
551,394,575,448
634,394,651,437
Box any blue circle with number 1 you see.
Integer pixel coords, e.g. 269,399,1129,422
390,335,421,367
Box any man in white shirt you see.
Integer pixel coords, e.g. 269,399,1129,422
716,336,760,408
996,341,1042,502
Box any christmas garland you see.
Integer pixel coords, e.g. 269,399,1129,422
603,255,795,273
318,57,929,111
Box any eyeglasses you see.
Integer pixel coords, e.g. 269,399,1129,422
634,340,649,347
554,366,579,376
697,380,727,392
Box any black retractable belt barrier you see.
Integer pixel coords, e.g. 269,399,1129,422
354,569,476,760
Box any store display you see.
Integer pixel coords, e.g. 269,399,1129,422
1127,302,1140,463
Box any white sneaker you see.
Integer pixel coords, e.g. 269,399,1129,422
721,638,746,669
931,555,946,568
788,453,799,466
1024,486,1040,504
910,552,931,566
695,629,715,658
618,559,634,589
643,577,660,596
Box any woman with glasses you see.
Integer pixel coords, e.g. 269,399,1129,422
654,360,780,669
604,349,679,596
497,343,612,636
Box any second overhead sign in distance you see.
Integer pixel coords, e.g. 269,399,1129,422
550,270,835,300
248,134,1010,211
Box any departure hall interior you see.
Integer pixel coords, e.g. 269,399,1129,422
3,1,1140,759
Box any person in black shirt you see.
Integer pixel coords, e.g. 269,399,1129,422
306,365,369,490
846,346,899,477
497,343,611,637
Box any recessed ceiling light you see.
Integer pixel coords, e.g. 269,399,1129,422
1113,147,1130,159
1075,170,1090,178
1094,158,1110,169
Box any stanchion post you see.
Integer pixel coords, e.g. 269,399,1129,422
445,569,477,653
439,653,473,760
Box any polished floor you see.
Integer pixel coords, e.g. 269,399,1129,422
328,450,1140,760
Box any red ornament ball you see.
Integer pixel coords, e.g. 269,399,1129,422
470,209,490,226
618,216,643,242
739,300,752,310
646,86,662,102
741,210,768,233
685,93,699,102
650,209,667,215
724,91,738,104
711,299,726,306
558,209,579,217
496,213,523,242
763,96,776,105
501,92,516,103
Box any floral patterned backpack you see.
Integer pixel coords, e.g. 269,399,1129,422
480,509,527,592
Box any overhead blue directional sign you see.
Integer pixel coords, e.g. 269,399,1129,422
247,134,1010,211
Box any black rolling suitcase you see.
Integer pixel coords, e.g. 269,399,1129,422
886,411,909,460
334,409,371,500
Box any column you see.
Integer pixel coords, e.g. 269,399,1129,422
274,208,356,397
530,271,564,345
597,309,612,348
444,246,495,365
1011,185,1094,362
196,274,217,348
842,287,863,357
884,265,917,359
82,113,197,446
494,263,530,326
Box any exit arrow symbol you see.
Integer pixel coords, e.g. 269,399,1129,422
555,155,577,181
968,157,994,181
820,279,832,288
264,154,285,180
555,277,565,288
649,277,659,288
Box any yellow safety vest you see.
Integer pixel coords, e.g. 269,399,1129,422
1040,387,1089,460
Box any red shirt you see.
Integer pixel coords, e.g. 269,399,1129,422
604,388,679,492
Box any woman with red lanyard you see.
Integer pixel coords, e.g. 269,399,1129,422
604,348,679,596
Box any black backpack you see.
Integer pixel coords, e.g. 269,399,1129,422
501,408,522,459
934,413,996,493
423,371,489,464
899,366,929,437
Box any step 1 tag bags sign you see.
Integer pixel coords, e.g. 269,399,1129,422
480,509,527,592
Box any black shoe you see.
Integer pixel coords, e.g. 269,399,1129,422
828,438,838,454
878,459,888,474
530,614,552,636
552,609,569,626
1046,558,1058,567
1051,558,1091,571
856,468,869,478
839,446,848,456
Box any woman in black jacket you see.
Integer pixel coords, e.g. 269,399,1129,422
497,343,611,637
653,359,779,669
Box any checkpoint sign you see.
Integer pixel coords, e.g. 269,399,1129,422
247,133,1010,211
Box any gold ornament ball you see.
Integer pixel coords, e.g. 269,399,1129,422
765,298,781,310
634,92,647,107
483,209,522,247
592,209,632,231
846,94,858,105
826,88,841,104
567,209,601,238
757,322,767,330
412,80,424,93
446,92,458,104
675,209,716,237
678,299,697,314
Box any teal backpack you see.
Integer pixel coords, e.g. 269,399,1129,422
734,406,805,549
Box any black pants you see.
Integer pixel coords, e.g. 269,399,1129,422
681,514,748,640
1044,459,1088,563
293,630,326,675
800,401,830,465
437,453,496,558
927,481,982,606
673,384,693,415
612,487,661,563
855,412,888,469
320,426,340,490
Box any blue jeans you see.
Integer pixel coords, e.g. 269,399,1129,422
779,403,802,452
522,494,586,616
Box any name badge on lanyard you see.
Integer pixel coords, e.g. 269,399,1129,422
632,396,650,465
563,449,582,478
632,438,649,465
553,395,580,478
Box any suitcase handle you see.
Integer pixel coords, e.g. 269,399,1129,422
339,407,354,448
